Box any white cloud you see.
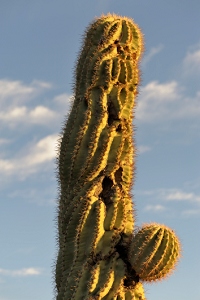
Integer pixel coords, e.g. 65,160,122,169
182,209,200,217
0,80,73,128
1,106,27,119
135,44,200,124
183,47,200,75
165,191,194,201
137,145,151,154
0,80,34,102
142,44,164,67
144,204,166,212
0,103,57,126
164,189,200,203
0,138,10,145
0,79,57,127
53,93,73,122
0,159,14,172
0,79,72,181
136,80,200,122
137,188,200,204
136,188,200,217
0,79,51,105
0,134,58,177
24,134,58,166
136,80,180,122
175,91,200,119
54,93,72,107
0,267,42,277
29,105,57,125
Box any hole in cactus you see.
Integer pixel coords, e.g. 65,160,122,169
132,52,137,60
124,45,129,52
83,97,88,108
107,99,119,125
119,61,126,84
117,44,123,54
119,88,127,105
99,176,114,206
114,167,122,185
99,38,104,45
116,124,122,132
129,86,134,92
111,58,119,79
124,272,139,288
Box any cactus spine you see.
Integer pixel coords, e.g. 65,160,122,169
55,14,181,299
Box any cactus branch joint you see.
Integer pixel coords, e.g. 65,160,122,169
55,14,181,299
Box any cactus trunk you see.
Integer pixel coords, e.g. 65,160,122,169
55,14,181,300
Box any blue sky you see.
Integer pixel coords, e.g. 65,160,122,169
0,1,200,299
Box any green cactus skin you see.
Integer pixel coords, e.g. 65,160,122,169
55,13,181,300
124,282,146,300
55,14,143,300
128,223,181,282
115,282,146,300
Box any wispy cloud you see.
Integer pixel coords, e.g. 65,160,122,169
0,134,58,177
23,134,58,166
144,204,166,212
0,79,73,181
137,145,152,154
0,79,57,127
0,105,57,126
136,43,200,125
0,79,51,104
138,188,200,204
181,209,200,217
0,138,10,145
136,80,180,122
0,267,42,277
136,80,200,122
183,45,200,75
164,189,200,203
142,44,164,67
136,187,200,217
54,93,72,106
0,79,72,128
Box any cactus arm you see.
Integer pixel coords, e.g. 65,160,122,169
128,223,181,282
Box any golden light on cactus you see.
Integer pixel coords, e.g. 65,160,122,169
128,223,181,282
124,282,146,300
54,13,181,300
55,13,144,299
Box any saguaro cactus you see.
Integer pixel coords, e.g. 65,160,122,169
55,14,181,299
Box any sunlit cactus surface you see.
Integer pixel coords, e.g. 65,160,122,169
55,13,181,300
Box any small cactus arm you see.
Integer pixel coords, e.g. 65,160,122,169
128,223,181,282
55,14,181,300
